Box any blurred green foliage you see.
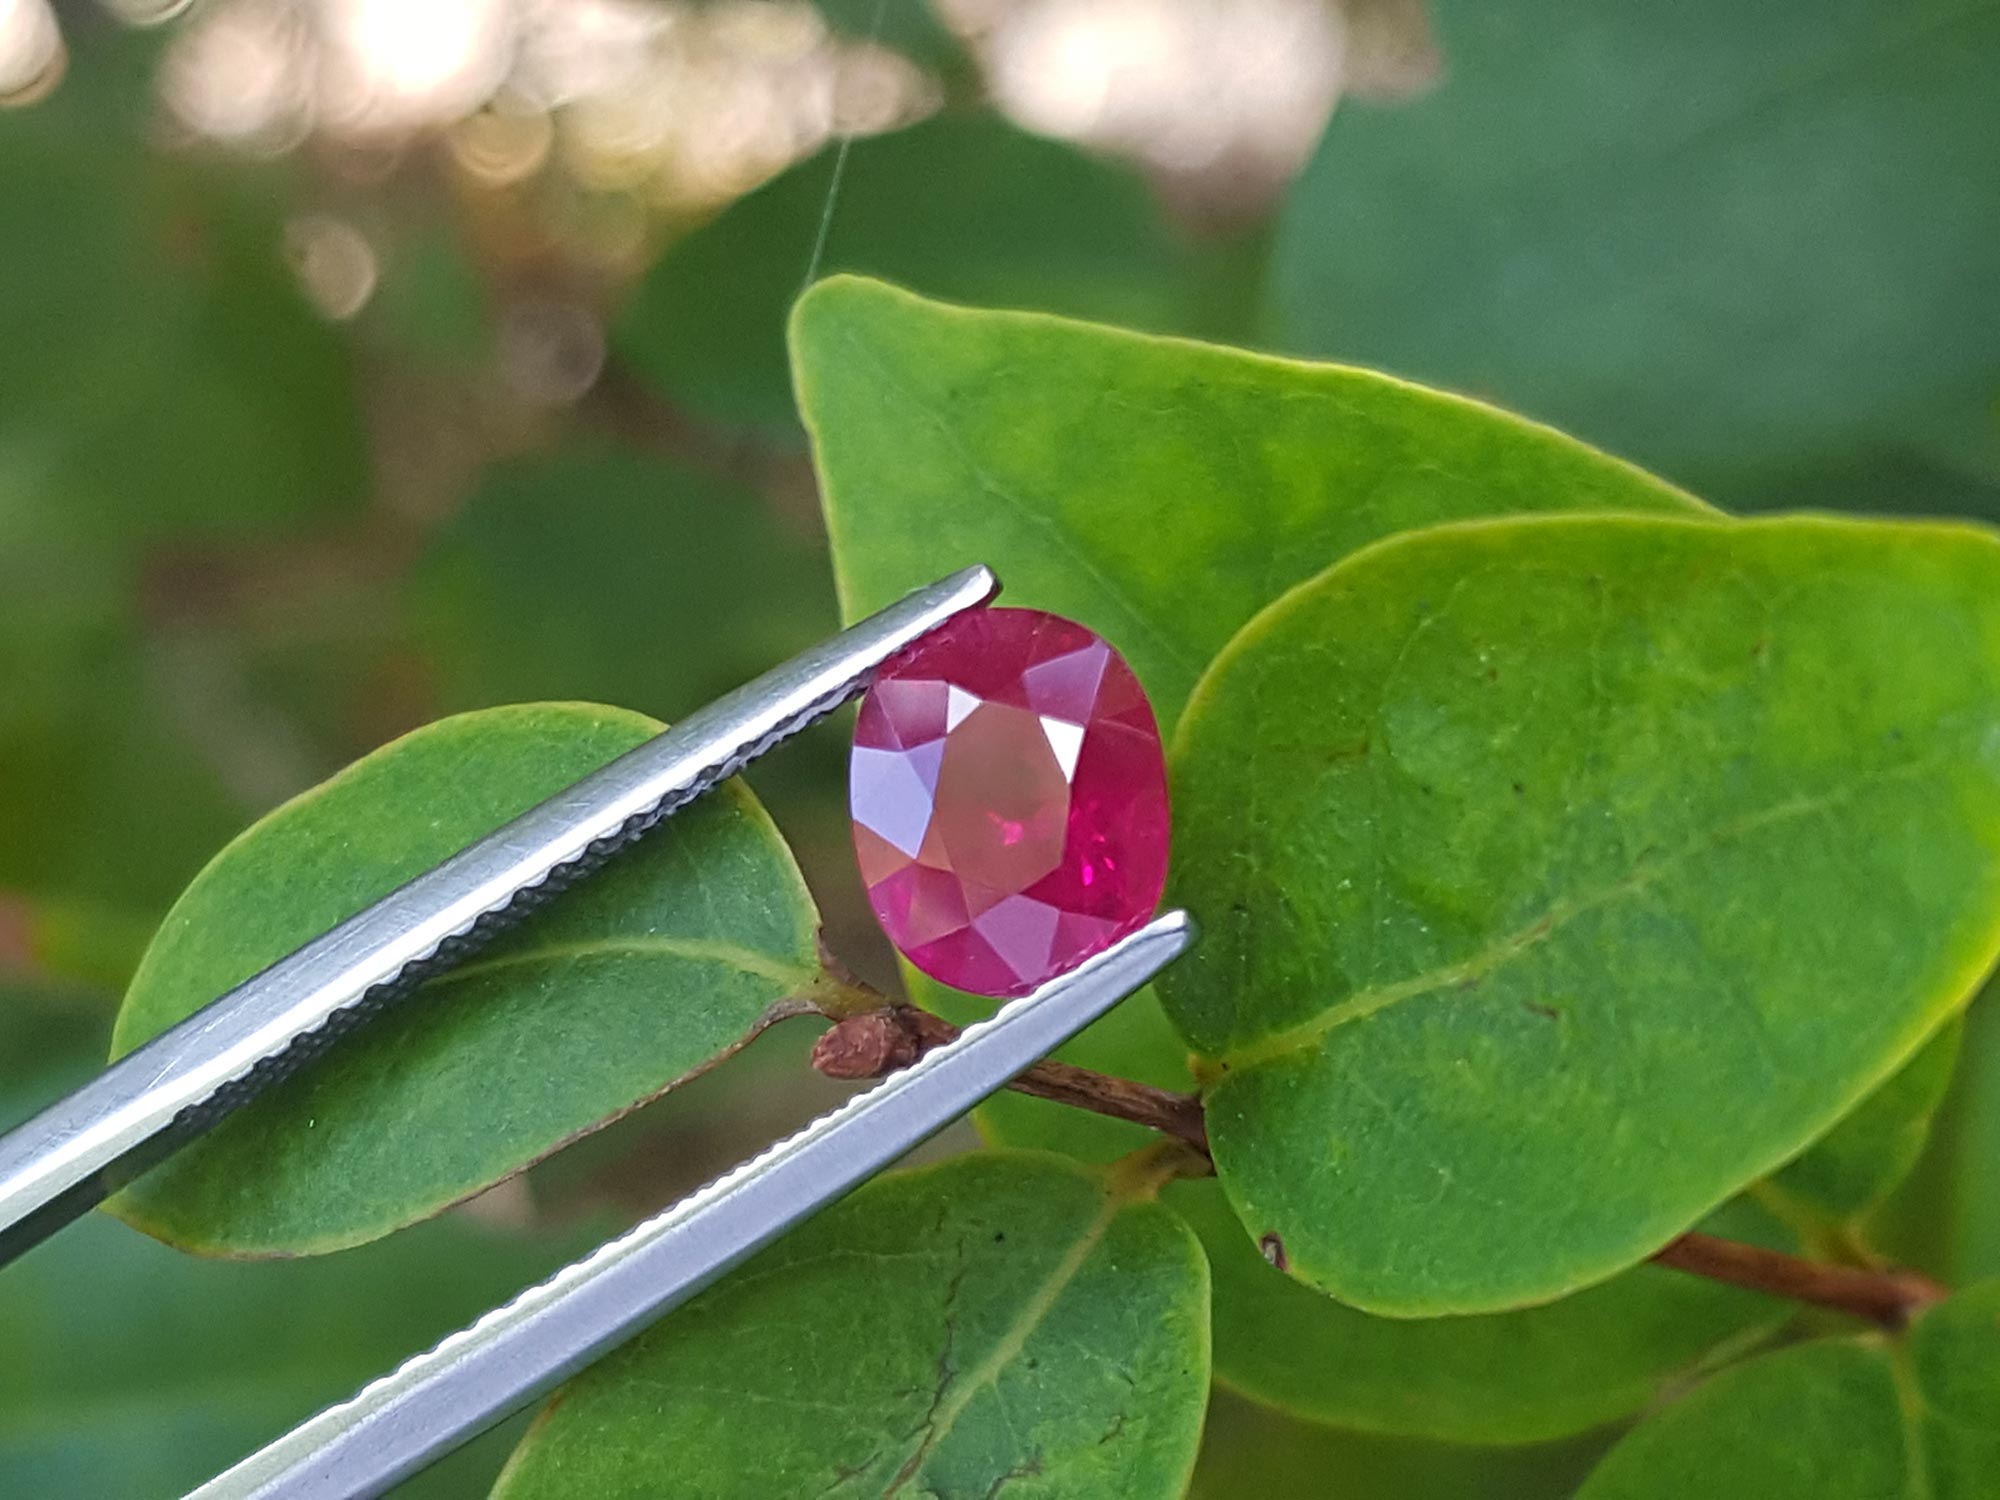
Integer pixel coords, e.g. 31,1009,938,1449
415,448,836,716
1574,1280,2000,1498
2,0,1996,1493
0,982,602,1497
616,115,1257,435
1271,0,2000,514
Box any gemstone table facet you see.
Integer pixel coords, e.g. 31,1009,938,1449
850,607,1171,997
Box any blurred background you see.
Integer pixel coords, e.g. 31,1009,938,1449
1,0,1994,1493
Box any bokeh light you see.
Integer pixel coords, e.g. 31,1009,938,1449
97,0,198,28
316,0,515,138
158,0,312,152
948,0,1348,210
496,296,605,406
284,213,380,319
0,0,65,108
20,0,1417,227
155,0,937,214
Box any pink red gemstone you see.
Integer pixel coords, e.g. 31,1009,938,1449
850,606,1170,998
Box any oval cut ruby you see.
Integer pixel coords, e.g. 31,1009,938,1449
850,607,1170,998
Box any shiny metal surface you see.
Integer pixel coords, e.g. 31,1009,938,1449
0,566,997,1265
188,911,1195,1500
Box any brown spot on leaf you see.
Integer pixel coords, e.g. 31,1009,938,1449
1325,735,1371,765
1258,1232,1289,1272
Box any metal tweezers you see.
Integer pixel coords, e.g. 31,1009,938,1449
0,565,1195,1500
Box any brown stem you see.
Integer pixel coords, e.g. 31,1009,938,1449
810,1000,1948,1327
811,1006,1210,1162
1651,1231,1947,1329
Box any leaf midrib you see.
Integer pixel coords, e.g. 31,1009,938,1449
425,934,821,996
881,1185,1127,1495
1886,1338,1936,1500
1219,750,1952,1070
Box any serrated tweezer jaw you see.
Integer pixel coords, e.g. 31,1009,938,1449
0,564,996,1267
188,910,1194,1500
0,557,1196,1500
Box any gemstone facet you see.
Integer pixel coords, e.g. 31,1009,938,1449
850,607,1170,997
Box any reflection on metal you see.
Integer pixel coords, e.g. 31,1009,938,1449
0,567,1001,1267
190,912,1196,1500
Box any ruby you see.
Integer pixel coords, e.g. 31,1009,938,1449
850,606,1171,998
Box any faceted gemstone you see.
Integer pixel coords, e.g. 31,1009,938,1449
850,606,1170,998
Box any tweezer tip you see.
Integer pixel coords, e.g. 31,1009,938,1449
947,563,1002,608
1138,908,1197,955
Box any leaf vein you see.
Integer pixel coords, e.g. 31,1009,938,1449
1221,752,1951,1069
881,1186,1125,1496
425,934,821,996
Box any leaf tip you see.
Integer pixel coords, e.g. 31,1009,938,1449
788,271,904,352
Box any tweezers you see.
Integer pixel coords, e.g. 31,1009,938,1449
0,564,1196,1499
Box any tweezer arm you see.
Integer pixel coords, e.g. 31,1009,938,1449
0,566,997,1264
190,911,1195,1500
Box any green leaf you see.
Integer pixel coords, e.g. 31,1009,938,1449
1165,513,2000,1314
413,446,836,722
1932,979,2000,1282
793,275,1703,728
1174,1016,1957,1444
950,1002,1795,1445
1171,1177,1783,1444
1190,1389,1607,1500
108,702,827,1256
977,1026,1959,1444
617,120,1226,434
792,281,1977,1434
1763,1020,1963,1234
492,1151,1211,1500
1269,0,2000,503
792,275,1724,1429
1575,1281,2000,1498
0,33,363,549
